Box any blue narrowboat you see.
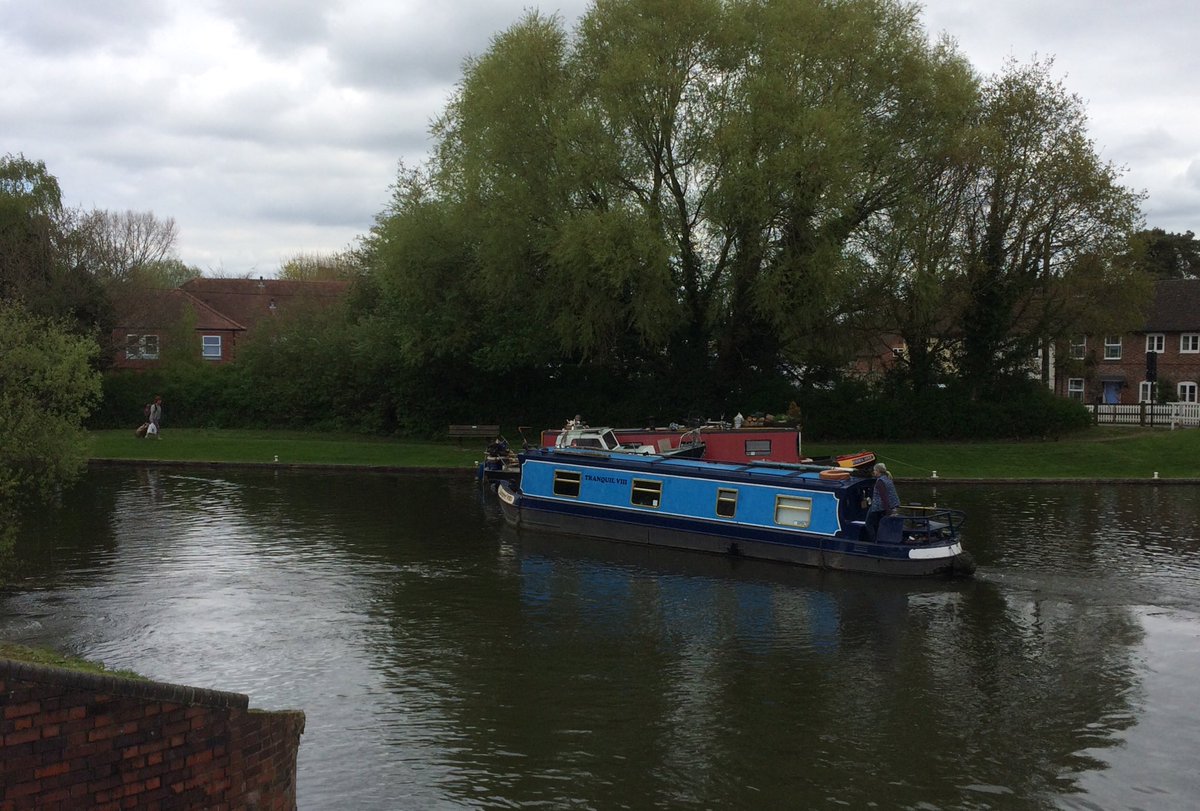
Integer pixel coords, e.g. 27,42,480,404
496,447,975,578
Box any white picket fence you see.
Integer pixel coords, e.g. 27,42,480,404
1086,402,1200,428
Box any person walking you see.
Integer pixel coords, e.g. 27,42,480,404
862,462,899,542
146,396,163,439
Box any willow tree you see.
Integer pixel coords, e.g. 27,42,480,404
370,0,975,407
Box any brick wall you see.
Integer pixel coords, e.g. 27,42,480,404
1,658,304,811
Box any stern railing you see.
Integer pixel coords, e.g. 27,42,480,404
878,505,965,544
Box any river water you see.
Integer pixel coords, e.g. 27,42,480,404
3,467,1200,810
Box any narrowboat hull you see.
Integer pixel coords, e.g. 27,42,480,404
496,451,974,578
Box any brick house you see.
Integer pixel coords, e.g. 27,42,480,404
111,277,350,369
1055,278,1200,405
113,287,244,368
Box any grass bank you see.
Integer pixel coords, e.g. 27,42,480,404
0,642,145,680
804,425,1200,480
88,428,477,469
87,426,1200,480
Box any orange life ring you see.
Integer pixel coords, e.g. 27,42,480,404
819,468,851,480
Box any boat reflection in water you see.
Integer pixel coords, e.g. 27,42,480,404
508,527,977,656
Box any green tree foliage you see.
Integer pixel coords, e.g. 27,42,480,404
231,291,413,432
0,156,110,338
0,153,73,319
138,258,203,289
0,301,102,508
1,155,191,355
278,250,362,281
952,60,1145,396
369,0,977,410
1130,228,1200,279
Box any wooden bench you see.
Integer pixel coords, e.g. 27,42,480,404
448,424,500,445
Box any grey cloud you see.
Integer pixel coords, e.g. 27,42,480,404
1,0,169,55
6,0,1200,273
210,0,334,54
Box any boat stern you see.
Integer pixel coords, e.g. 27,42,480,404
496,481,522,526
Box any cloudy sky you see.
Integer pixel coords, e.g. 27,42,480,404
3,0,1197,276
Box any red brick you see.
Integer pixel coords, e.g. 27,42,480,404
6,780,42,798
87,725,120,743
186,750,214,768
34,761,70,780
4,727,41,746
3,701,40,719
39,786,72,803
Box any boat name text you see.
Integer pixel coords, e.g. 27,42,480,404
585,474,629,486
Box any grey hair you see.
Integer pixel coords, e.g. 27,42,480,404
873,462,889,477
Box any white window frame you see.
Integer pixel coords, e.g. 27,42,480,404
125,333,160,360
201,334,222,360
1067,378,1085,401
1179,382,1198,404
1146,333,1165,353
1139,381,1154,403
1103,336,1122,360
1181,333,1200,354
1069,337,1086,360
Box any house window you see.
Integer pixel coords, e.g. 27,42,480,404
631,479,662,508
1139,381,1154,403
553,470,581,498
1067,378,1085,401
1103,336,1121,360
1146,333,1165,353
201,335,222,359
1182,334,1200,353
124,334,160,360
774,495,812,528
744,439,772,457
1069,337,1086,359
1180,382,1198,404
716,488,738,519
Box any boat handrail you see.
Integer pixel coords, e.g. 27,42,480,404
897,506,966,533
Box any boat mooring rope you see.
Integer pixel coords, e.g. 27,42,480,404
874,453,936,478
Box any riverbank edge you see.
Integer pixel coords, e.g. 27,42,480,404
87,458,1200,484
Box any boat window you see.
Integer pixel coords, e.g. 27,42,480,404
575,438,603,448
745,439,772,457
631,479,662,508
716,488,738,518
553,470,581,498
600,430,620,450
774,495,812,528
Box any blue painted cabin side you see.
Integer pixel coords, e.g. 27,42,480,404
518,451,869,539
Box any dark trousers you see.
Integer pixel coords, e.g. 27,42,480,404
862,510,883,542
